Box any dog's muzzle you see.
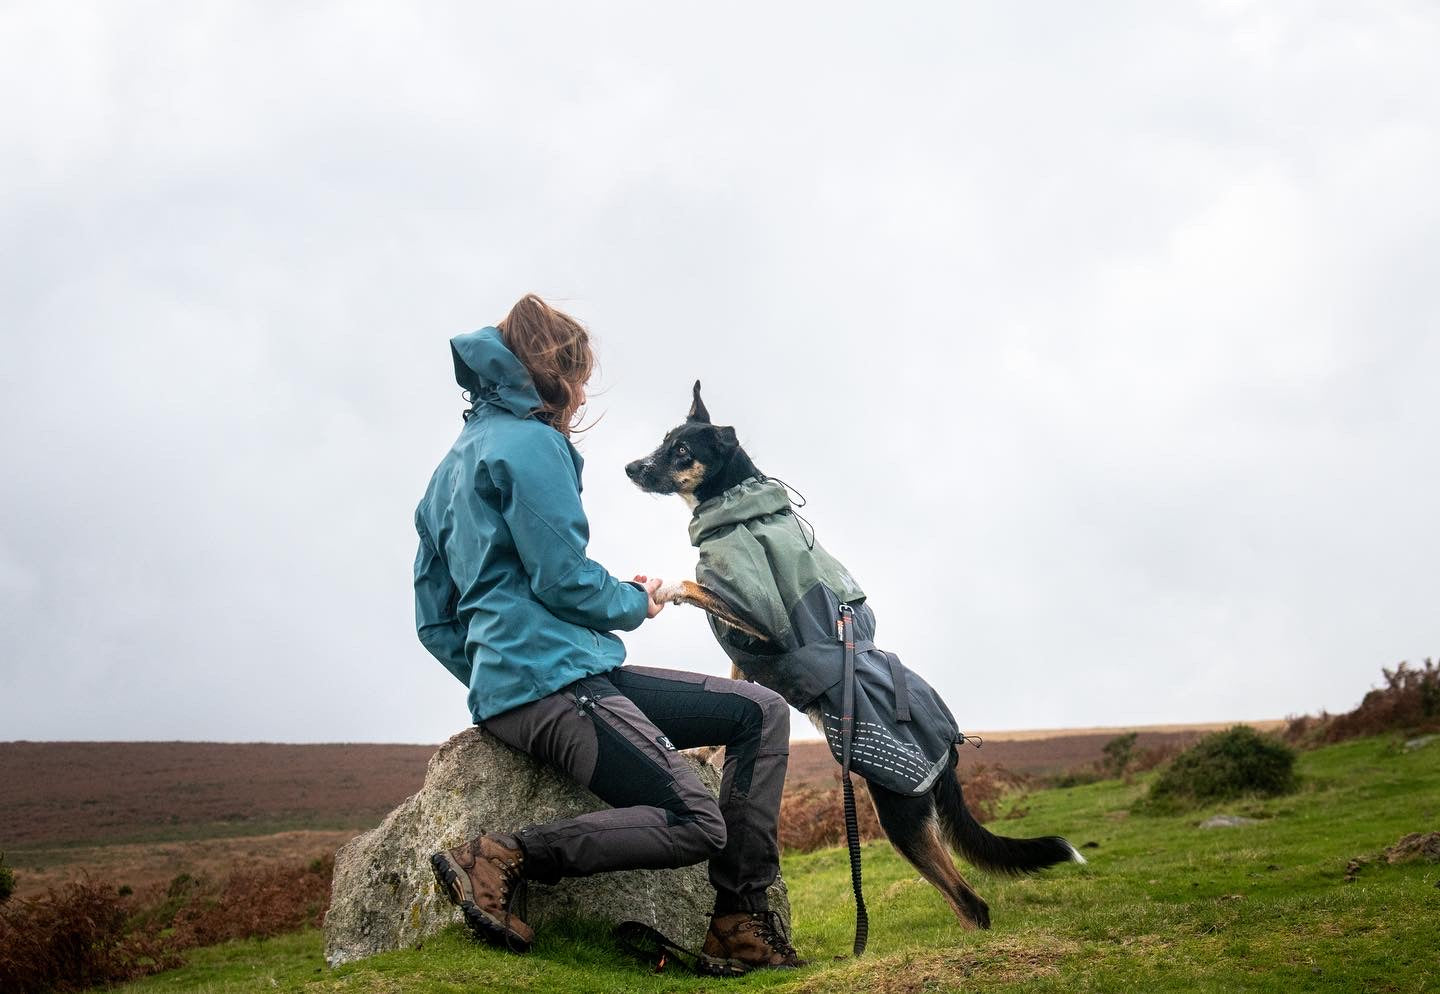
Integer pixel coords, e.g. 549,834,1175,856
625,459,669,493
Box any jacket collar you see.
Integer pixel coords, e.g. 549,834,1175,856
689,477,791,547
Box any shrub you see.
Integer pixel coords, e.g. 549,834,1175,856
0,853,14,904
167,854,332,948
0,854,333,993
1100,732,1138,778
962,764,1031,821
779,781,884,852
1285,660,1440,746
0,880,180,994
1042,735,1181,788
1143,725,1297,811
1130,742,1183,775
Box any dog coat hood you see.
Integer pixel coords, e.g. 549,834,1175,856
690,478,961,796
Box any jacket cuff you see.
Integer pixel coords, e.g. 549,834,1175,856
616,579,650,631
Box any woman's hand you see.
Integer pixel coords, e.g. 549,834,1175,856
633,575,666,619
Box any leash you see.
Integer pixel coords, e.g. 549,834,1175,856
614,911,800,974
612,920,703,973
838,603,870,956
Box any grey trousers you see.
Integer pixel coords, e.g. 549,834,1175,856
481,664,790,914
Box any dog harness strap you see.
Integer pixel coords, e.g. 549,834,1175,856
883,651,911,722
838,604,869,957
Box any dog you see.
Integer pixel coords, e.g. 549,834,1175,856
625,381,1084,932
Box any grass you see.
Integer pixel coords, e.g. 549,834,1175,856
105,735,1440,993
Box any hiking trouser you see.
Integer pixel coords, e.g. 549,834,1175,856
480,664,789,914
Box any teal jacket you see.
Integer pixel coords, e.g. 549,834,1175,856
413,327,649,722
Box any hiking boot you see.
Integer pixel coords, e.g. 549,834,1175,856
698,909,805,975
429,833,533,952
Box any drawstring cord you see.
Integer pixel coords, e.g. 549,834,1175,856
758,475,816,550
461,386,503,423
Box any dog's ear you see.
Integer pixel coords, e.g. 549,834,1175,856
688,380,711,423
715,425,738,450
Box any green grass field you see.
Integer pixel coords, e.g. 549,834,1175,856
109,735,1439,993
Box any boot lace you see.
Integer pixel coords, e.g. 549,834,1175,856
750,910,795,957
481,842,530,954
485,853,525,916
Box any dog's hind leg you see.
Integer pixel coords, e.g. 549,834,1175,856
868,783,991,930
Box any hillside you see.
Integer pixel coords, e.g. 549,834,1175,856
3,722,1271,849
0,742,433,850
95,733,1440,993
1,725,1288,900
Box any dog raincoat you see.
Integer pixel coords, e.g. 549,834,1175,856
689,478,961,795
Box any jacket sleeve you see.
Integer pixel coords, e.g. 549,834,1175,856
414,516,472,686
490,428,650,633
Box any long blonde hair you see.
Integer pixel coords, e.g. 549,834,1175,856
496,294,597,436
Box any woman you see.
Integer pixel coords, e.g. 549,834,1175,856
413,295,800,975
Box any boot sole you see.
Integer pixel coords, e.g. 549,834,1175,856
429,852,532,953
697,953,802,976
697,954,751,977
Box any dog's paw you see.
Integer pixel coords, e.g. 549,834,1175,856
653,580,687,604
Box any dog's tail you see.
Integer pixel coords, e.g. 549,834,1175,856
933,746,1086,875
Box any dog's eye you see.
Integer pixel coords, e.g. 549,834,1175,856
673,444,690,461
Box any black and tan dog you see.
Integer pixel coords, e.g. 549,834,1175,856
625,382,1084,932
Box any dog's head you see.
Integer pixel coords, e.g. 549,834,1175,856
625,381,739,500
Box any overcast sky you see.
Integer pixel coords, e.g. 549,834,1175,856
2,2,1436,744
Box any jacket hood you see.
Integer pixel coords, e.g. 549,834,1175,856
689,477,792,547
450,326,544,419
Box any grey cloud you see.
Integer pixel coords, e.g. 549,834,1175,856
1,2,1436,742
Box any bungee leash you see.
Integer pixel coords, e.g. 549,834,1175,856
838,603,870,957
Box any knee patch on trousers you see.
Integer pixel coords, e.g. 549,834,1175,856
670,801,728,860
752,685,791,754
584,704,721,837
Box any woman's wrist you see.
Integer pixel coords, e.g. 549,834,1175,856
632,575,666,619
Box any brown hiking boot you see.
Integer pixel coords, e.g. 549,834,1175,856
698,909,805,975
429,833,533,952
